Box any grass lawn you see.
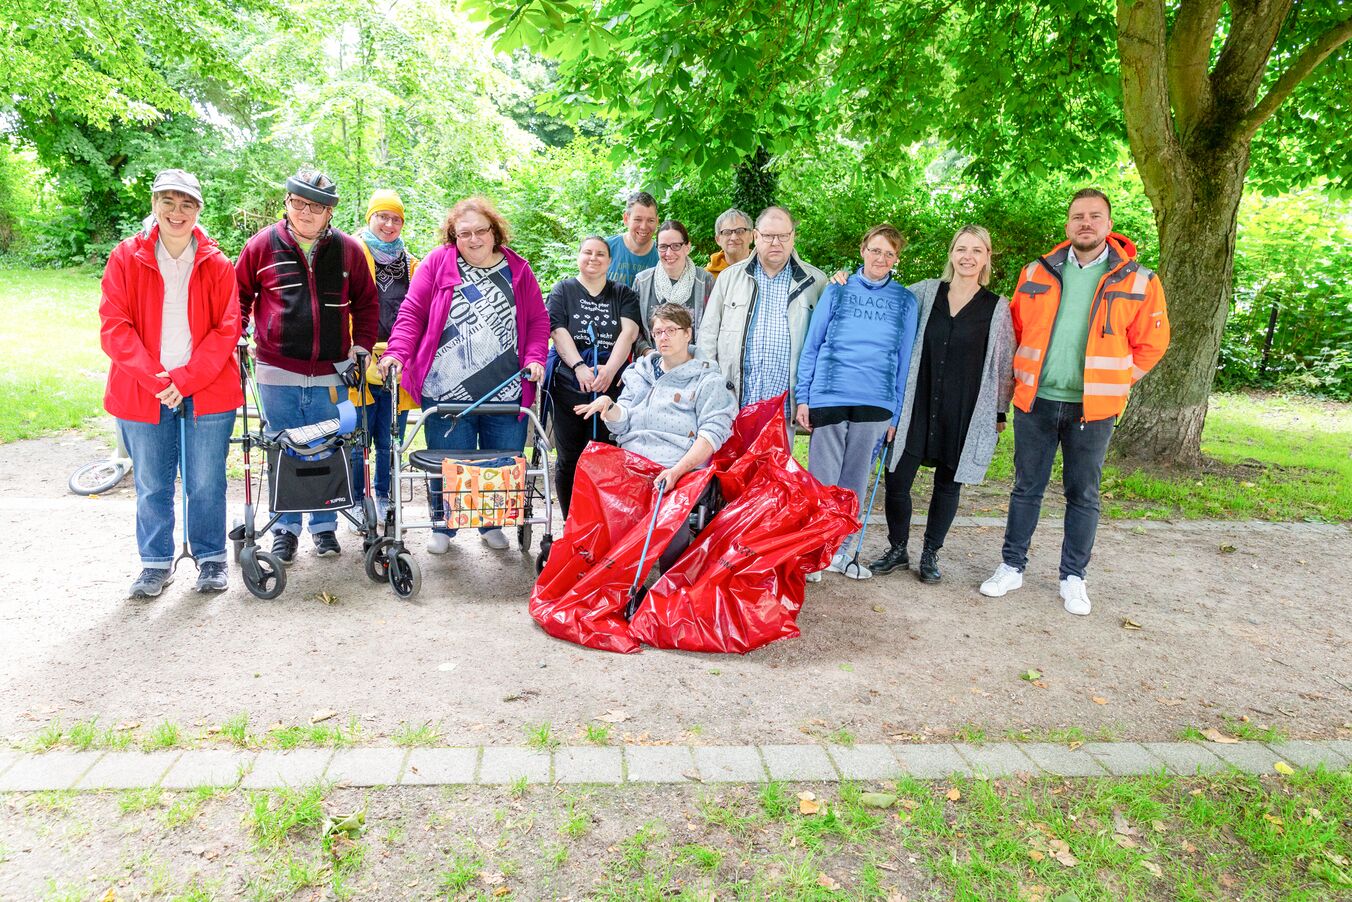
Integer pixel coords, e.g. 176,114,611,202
5,769,1349,899
0,267,107,442
3,265,1349,521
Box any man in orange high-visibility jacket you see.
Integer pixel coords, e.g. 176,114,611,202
979,188,1170,616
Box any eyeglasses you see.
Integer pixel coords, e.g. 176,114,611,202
454,225,493,242
717,227,750,238
657,242,687,253
864,246,898,261
156,198,200,215
286,196,331,215
650,327,688,339
372,212,403,225
757,231,793,245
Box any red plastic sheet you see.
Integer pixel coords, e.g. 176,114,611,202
529,443,712,653
529,394,859,654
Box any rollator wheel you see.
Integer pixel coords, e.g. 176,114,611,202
534,535,552,575
68,461,127,496
517,522,532,554
241,548,286,600
361,495,378,536
364,537,393,583
389,551,420,600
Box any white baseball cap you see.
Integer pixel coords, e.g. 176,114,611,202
151,169,204,206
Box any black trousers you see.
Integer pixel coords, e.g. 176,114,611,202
551,383,619,519
883,450,962,551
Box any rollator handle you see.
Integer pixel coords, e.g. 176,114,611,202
433,402,523,417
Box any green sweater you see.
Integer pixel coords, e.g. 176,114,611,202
1037,257,1109,402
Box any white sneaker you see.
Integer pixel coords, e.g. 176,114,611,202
805,570,823,583
346,504,364,535
1060,576,1092,616
827,552,851,574
427,533,451,555
841,560,873,580
481,528,509,550
979,563,1023,597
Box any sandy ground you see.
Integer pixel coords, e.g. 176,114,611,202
2,431,1350,748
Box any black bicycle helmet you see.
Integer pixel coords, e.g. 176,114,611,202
284,168,339,207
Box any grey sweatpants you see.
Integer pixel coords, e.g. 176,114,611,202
808,418,890,551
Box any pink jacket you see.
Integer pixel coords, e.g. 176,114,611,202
383,244,549,409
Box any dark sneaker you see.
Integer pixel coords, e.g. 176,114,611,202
271,531,299,565
917,546,941,584
313,530,341,557
868,543,909,574
194,561,228,593
129,568,173,599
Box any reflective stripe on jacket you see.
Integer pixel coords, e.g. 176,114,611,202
1009,233,1170,421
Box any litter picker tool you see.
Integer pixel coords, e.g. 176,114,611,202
840,436,890,580
623,476,668,620
170,404,196,576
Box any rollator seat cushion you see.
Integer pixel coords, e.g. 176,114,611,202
409,448,526,473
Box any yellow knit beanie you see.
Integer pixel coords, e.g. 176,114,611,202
365,189,405,222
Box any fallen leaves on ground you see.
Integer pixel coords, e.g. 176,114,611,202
1121,618,1143,630
944,787,962,802
1091,696,1109,705
309,709,338,724
1141,860,1163,877
860,792,897,809
1274,761,1295,775
1201,727,1239,744
314,590,339,605
1219,543,1237,553
1020,669,1042,681
817,873,839,890
1047,839,1078,867
797,791,820,815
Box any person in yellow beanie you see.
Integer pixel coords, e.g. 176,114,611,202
353,189,419,522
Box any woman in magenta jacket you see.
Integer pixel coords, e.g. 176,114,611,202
380,196,548,554
100,169,241,598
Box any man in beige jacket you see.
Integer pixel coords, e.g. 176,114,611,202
696,205,828,416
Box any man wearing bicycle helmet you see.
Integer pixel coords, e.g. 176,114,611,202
236,168,379,564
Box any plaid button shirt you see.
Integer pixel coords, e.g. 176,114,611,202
740,260,795,408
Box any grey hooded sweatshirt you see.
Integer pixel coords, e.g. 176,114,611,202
609,355,737,468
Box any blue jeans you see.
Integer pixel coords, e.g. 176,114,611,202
1001,399,1116,580
356,384,408,499
118,399,235,568
258,383,340,536
422,405,527,536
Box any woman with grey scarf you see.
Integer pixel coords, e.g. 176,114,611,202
632,220,713,357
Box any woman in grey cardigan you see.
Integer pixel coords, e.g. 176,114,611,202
578,303,735,569
632,220,714,358
868,225,1014,583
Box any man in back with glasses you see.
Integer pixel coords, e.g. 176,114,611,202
697,205,827,421
235,167,379,565
706,207,753,280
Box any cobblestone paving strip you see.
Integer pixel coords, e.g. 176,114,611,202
0,740,1347,791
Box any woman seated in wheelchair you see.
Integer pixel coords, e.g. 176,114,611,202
576,303,736,568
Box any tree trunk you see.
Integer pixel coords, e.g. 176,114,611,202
733,145,776,215
1114,148,1250,467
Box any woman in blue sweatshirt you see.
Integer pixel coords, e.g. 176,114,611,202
795,224,918,581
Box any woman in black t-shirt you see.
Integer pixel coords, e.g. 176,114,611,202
546,235,642,517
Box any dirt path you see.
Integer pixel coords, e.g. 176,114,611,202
3,432,1350,748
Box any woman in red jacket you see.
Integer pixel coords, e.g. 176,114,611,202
100,169,242,598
